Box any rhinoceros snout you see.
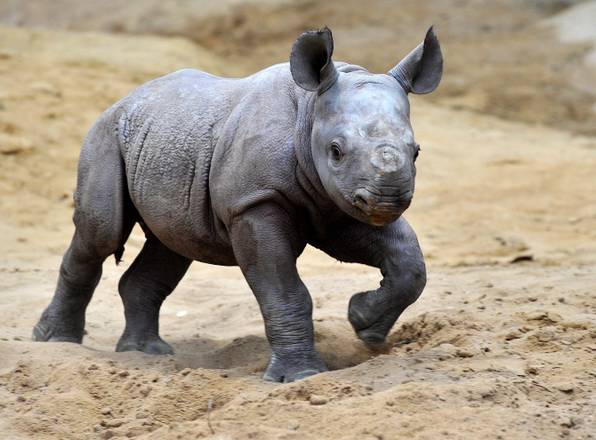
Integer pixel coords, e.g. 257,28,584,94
352,188,411,226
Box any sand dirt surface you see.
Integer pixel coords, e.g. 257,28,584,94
0,1,595,439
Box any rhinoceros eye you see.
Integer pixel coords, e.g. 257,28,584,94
330,142,344,163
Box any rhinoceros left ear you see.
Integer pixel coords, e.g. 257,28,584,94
389,26,443,94
290,27,339,94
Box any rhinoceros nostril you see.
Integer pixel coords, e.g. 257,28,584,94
354,194,367,206
353,189,371,208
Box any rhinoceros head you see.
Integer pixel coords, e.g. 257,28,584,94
290,27,442,226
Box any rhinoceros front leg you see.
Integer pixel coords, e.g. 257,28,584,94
230,204,326,383
317,217,427,345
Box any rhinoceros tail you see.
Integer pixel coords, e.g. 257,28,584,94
112,179,139,266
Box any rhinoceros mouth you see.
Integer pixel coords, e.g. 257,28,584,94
351,188,410,226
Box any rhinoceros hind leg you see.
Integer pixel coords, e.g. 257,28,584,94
32,230,110,344
33,118,134,344
115,236,190,355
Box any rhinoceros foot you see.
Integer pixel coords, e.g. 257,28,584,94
348,290,396,346
263,351,327,383
32,310,85,344
116,334,174,355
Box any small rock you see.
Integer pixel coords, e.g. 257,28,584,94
139,386,152,397
525,311,547,321
477,385,495,399
118,370,129,378
525,310,562,323
0,134,34,155
545,312,563,323
505,330,523,341
309,395,328,405
16,396,26,402
534,329,556,343
560,417,577,428
435,343,457,360
455,348,474,358
126,426,148,437
510,254,533,263
101,418,124,428
100,407,112,415
553,383,574,393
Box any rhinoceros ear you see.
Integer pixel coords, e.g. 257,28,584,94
388,26,443,94
290,27,339,93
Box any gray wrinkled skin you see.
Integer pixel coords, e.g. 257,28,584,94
33,27,443,383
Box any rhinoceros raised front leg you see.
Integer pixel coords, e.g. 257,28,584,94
317,217,427,345
229,203,327,383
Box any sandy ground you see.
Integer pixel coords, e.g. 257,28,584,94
0,1,595,439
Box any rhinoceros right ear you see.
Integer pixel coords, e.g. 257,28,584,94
388,26,443,94
290,27,339,94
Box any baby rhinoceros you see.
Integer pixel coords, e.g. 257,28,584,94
33,27,443,382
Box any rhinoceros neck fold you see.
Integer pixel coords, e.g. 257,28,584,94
293,89,329,204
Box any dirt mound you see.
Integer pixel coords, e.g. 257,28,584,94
2,264,594,439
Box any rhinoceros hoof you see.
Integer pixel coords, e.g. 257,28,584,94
32,315,84,344
116,335,174,355
348,291,391,346
347,291,380,329
263,351,327,383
